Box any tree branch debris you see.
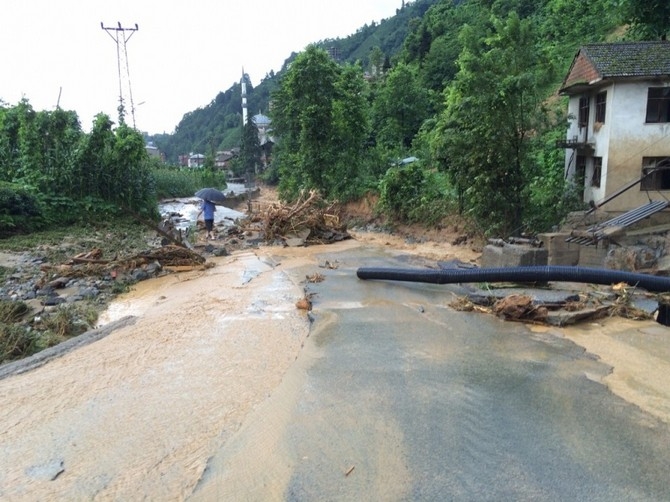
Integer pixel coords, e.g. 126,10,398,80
245,189,350,246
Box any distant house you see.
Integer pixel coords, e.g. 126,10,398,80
215,149,237,170
188,153,205,168
145,142,161,159
559,41,670,213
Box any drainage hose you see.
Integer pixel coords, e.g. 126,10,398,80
356,265,670,293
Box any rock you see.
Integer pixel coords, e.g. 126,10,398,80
131,269,149,281
296,297,312,310
47,277,69,289
43,296,66,306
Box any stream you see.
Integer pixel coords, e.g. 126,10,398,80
157,182,251,231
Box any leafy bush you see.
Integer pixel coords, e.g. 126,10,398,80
38,194,124,227
152,166,228,199
0,323,38,362
40,303,98,339
377,162,455,225
0,182,45,236
0,300,30,323
524,126,588,233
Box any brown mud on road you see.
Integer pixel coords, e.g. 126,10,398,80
534,320,670,425
0,228,669,499
0,245,322,500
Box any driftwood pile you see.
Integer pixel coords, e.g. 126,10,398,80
247,189,350,245
131,245,206,268
450,283,655,326
41,245,207,281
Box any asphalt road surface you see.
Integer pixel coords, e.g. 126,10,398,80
192,246,670,501
1,241,670,501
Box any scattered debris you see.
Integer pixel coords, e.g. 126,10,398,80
245,189,350,246
450,281,659,326
39,245,206,283
131,245,206,268
306,273,325,283
492,294,548,323
449,296,494,314
295,297,312,311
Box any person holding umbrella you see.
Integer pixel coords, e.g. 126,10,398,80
197,198,217,240
195,188,227,240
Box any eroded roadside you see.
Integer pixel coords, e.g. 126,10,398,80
0,246,319,500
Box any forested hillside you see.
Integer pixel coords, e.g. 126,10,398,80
149,0,670,235
150,0,440,163
3,0,667,237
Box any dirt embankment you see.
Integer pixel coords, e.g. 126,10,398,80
248,185,483,265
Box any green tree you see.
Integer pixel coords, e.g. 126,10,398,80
239,117,261,177
75,113,116,201
0,100,83,195
109,123,156,215
368,46,386,79
619,0,670,40
271,45,371,201
431,13,553,236
0,100,34,184
328,63,371,199
372,62,432,150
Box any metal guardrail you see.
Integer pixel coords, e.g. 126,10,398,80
566,200,669,245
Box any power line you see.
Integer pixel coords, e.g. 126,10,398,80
101,22,139,128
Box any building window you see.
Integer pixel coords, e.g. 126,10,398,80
641,157,670,190
591,157,602,188
578,96,590,127
645,87,670,123
595,91,606,123
576,155,586,186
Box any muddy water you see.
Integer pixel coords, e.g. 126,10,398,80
2,238,670,500
0,248,317,500
158,182,251,231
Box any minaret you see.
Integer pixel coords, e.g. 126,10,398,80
241,67,248,125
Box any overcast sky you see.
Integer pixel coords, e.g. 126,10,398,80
2,0,401,135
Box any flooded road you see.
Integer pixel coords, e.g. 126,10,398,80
1,239,670,500
158,181,251,232
0,248,313,500
192,246,670,501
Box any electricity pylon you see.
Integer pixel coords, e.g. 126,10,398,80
101,22,139,128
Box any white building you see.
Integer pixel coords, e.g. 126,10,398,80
252,113,274,169
188,153,205,168
559,41,670,213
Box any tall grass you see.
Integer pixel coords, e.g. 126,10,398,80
152,166,228,199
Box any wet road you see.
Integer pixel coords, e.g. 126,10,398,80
192,246,670,501
1,240,670,500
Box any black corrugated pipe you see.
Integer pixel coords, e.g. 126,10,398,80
356,265,670,293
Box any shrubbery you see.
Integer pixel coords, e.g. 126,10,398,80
152,165,228,200
378,162,455,226
0,182,44,236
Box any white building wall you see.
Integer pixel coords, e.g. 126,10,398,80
566,81,670,212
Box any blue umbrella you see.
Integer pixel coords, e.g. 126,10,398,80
195,187,226,204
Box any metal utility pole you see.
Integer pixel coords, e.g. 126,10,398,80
101,22,139,128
